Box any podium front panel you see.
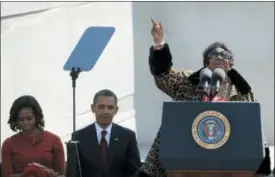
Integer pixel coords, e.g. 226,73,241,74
159,101,263,171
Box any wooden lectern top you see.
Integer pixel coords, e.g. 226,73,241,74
166,170,264,177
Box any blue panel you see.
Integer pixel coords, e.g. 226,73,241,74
63,26,115,71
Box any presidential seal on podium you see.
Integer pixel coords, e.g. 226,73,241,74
192,110,231,150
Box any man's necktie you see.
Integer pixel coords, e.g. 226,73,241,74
100,130,108,166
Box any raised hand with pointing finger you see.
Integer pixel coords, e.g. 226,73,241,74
151,17,164,46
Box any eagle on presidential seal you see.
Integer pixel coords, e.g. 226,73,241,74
203,120,220,141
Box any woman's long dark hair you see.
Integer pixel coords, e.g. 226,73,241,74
8,95,45,132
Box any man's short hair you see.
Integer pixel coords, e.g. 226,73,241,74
93,89,118,105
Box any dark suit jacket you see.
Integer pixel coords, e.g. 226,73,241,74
72,123,141,177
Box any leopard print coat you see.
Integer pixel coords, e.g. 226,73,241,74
139,44,263,177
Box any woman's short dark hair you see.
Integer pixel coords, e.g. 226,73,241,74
8,95,45,132
202,42,234,66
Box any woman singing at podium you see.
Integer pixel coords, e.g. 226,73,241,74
135,18,271,177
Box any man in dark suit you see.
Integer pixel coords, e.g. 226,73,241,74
72,89,141,177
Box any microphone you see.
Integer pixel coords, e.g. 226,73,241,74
211,68,226,97
199,68,212,94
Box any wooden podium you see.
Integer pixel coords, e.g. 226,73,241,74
159,101,265,177
166,171,264,177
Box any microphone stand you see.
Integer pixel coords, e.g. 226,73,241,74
210,79,220,101
66,67,82,177
210,87,218,102
210,95,218,101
